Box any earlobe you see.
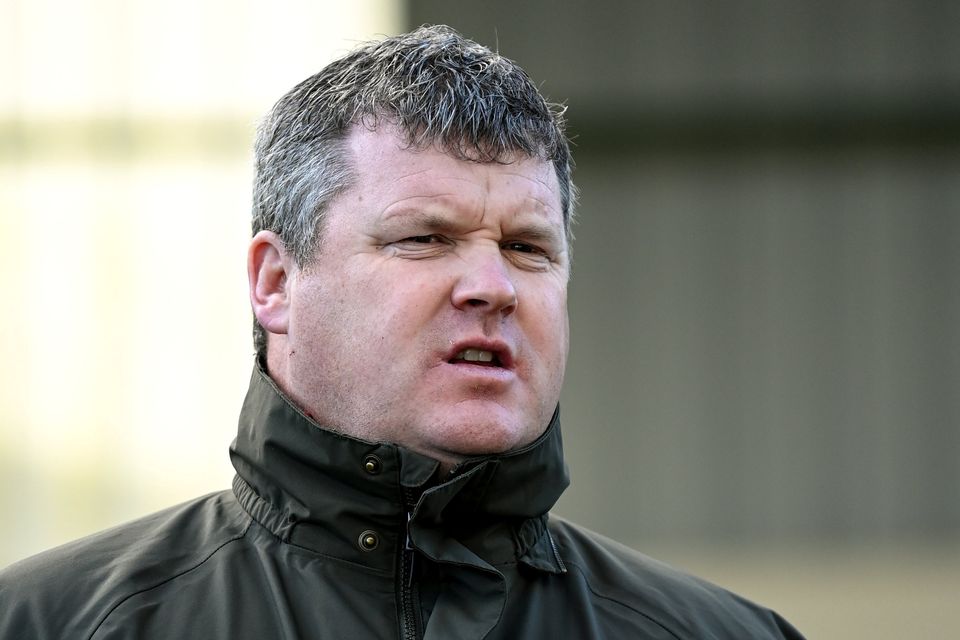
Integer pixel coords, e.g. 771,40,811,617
248,231,292,335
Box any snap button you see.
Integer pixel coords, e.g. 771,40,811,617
358,530,380,551
362,454,382,475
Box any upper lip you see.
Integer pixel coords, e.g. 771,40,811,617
444,338,515,369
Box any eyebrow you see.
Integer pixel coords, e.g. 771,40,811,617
381,210,464,234
383,210,564,245
507,223,564,245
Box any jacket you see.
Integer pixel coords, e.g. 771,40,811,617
1,365,804,639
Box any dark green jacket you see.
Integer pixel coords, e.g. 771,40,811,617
1,367,803,639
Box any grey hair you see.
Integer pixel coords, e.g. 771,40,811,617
251,24,576,355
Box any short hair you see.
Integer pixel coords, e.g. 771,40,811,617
251,24,576,355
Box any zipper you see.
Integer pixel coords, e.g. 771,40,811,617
547,528,567,573
399,489,420,640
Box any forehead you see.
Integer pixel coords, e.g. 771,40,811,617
342,125,563,220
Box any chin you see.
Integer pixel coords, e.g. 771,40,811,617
422,409,539,460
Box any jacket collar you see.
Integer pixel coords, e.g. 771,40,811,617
230,363,569,575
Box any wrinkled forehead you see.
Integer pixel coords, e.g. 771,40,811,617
343,125,563,222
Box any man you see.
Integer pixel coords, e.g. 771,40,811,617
1,26,803,639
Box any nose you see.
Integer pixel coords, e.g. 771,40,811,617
451,248,518,317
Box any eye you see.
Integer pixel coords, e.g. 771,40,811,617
502,241,552,258
405,235,444,244
388,234,453,259
503,241,541,254
394,234,450,245
502,240,554,270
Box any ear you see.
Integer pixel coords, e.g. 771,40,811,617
248,230,294,335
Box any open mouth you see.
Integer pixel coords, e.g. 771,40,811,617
449,348,504,367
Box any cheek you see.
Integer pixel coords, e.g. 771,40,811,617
522,290,569,363
529,285,568,335
289,273,367,352
381,272,453,324
558,313,570,361
317,279,448,374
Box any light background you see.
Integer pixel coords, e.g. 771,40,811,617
3,2,959,639
0,0,401,558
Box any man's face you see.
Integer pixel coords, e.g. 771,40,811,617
275,125,569,467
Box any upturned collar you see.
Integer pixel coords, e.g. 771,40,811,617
229,363,569,575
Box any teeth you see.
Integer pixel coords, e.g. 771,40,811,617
456,348,495,363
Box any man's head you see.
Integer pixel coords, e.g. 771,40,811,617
248,25,575,469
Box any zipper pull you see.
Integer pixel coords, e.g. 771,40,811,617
405,512,414,551
404,512,417,587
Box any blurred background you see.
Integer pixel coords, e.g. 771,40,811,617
1,1,957,637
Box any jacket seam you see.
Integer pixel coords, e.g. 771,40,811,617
232,475,295,540
236,498,394,577
566,561,683,640
87,519,253,640
281,535,394,577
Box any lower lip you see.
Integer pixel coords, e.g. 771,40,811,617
442,361,516,382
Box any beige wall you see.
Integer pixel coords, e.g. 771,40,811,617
0,0,402,564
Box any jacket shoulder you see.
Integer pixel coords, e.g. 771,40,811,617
548,517,804,640
0,490,250,640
